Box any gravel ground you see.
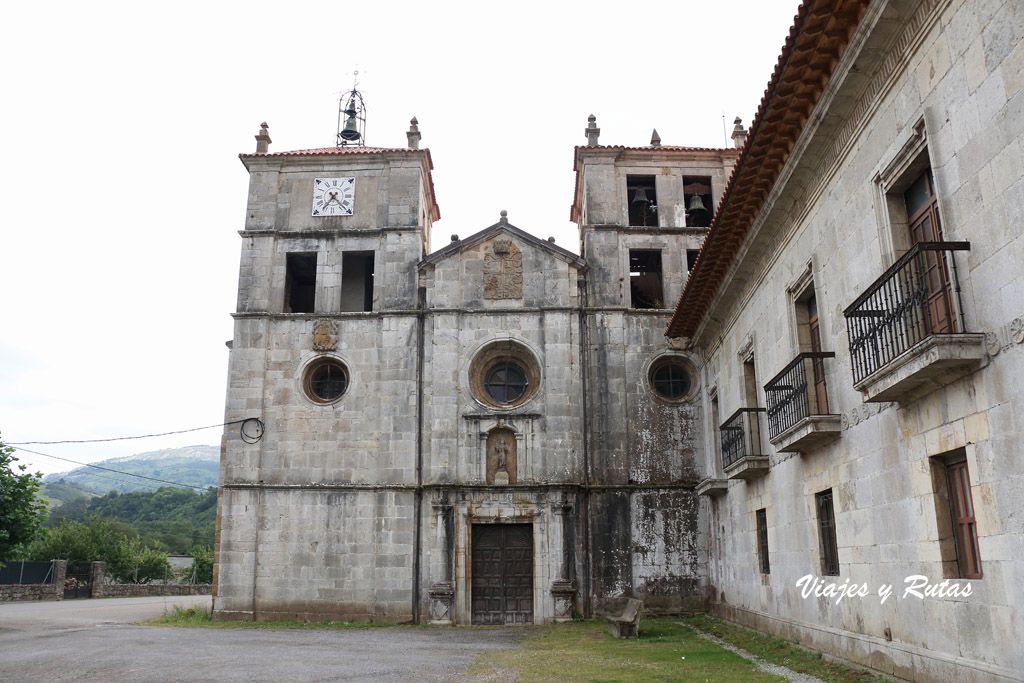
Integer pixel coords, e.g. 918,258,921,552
0,596,527,682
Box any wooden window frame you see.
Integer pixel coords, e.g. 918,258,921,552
946,458,982,579
816,489,840,576
756,508,770,575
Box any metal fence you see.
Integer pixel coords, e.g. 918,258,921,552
720,407,765,469
0,560,54,585
764,352,835,439
844,241,969,384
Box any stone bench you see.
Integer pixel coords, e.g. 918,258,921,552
606,597,643,639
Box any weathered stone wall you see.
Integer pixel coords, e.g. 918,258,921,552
100,584,213,598
696,0,1024,680
0,584,59,602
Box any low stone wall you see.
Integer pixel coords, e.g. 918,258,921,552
0,584,60,602
98,584,213,598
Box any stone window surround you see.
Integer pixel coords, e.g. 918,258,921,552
645,353,699,404
296,351,355,407
872,117,940,265
466,337,543,411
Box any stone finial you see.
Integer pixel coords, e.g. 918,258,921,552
650,129,661,146
585,114,601,146
450,234,459,242
407,116,422,150
255,122,271,154
500,209,508,224
547,236,555,243
731,117,748,149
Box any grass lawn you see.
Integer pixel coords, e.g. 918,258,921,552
684,615,888,683
147,608,886,682
467,617,786,682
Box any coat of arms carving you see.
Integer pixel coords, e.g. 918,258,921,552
484,239,523,299
312,319,338,351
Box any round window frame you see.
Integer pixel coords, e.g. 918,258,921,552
469,340,541,409
302,356,351,405
647,355,696,403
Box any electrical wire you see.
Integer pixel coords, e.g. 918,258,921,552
8,418,264,445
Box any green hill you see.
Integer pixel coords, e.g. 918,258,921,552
43,445,219,494
38,480,96,510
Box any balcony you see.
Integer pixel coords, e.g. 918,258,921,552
720,408,769,480
844,242,984,403
764,352,840,454
696,478,729,497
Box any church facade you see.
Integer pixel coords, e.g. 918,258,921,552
213,115,739,625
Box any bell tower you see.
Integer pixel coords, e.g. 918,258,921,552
571,116,742,614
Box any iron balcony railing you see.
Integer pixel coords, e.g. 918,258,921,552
763,352,836,439
844,241,970,384
720,407,766,469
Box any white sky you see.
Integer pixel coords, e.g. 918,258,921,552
1,0,799,478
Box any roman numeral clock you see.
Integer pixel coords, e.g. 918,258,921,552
312,177,355,216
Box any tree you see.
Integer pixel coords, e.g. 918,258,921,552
25,514,135,578
187,544,213,584
0,440,47,568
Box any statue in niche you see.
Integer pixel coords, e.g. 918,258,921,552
483,239,523,299
486,428,517,485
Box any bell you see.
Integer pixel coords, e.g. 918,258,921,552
687,193,708,213
632,188,650,204
340,114,360,141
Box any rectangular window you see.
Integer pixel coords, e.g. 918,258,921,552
946,457,982,579
340,252,374,312
816,489,839,576
284,252,317,313
627,176,657,227
629,250,664,309
795,286,829,414
756,508,770,574
683,176,713,227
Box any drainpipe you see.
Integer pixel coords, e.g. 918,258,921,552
412,285,427,622
578,274,593,618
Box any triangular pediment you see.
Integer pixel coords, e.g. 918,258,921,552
419,220,585,270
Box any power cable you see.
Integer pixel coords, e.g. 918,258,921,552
8,417,264,446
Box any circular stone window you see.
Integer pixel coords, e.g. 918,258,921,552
649,357,695,402
469,341,540,408
304,358,349,403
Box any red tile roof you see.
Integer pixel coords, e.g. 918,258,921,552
666,0,870,339
240,146,418,158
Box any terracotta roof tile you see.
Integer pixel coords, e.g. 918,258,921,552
240,146,417,158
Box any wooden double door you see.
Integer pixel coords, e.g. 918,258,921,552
471,524,534,625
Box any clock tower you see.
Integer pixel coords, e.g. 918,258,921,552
215,118,439,622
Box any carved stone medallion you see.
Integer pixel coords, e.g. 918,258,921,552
484,240,523,299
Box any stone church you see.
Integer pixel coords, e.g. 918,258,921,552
213,111,739,625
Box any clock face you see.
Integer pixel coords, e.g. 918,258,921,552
312,177,355,216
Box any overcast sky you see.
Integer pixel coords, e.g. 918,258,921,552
1,1,799,480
